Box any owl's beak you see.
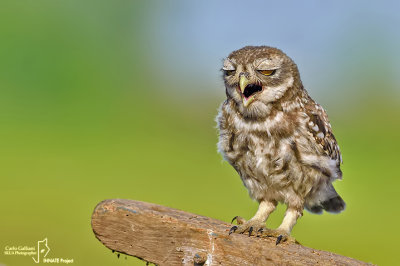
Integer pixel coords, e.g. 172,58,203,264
239,75,255,107
239,75,249,94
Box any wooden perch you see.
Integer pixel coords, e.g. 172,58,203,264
91,199,371,266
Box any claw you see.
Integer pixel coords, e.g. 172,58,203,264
231,216,238,224
229,226,238,235
276,235,283,245
248,227,253,237
257,228,263,237
231,216,246,225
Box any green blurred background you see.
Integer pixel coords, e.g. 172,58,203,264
1,1,399,265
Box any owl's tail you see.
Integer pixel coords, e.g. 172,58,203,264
305,184,346,214
320,195,346,213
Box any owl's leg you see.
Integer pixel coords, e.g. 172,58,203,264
229,200,277,236
274,208,302,244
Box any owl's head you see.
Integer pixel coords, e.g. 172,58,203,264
222,46,301,118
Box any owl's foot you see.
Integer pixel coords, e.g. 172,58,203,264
275,231,295,245
229,216,268,237
259,229,297,245
229,217,298,244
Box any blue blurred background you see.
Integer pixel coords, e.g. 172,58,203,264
1,1,399,265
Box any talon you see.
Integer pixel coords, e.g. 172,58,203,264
276,235,283,245
229,226,238,235
257,228,263,237
248,227,253,236
231,216,238,224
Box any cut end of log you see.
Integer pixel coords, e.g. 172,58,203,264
91,199,372,265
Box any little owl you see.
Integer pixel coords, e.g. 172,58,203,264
216,46,345,244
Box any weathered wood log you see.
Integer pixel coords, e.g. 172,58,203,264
91,199,371,265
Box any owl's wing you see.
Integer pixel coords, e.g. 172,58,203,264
304,101,342,173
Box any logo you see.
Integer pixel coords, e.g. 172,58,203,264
32,238,50,263
3,238,74,264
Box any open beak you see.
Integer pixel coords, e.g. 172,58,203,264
239,75,260,107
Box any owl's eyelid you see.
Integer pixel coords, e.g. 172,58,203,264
222,67,236,71
223,69,236,76
254,58,277,68
257,69,277,76
257,67,279,71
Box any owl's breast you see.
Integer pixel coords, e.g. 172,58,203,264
218,100,300,186
221,129,296,201
218,102,316,202
230,132,289,172
219,120,292,177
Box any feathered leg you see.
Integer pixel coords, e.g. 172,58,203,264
274,208,301,244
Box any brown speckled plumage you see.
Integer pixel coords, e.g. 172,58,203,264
217,46,345,241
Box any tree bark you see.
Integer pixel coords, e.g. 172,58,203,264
91,199,372,266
